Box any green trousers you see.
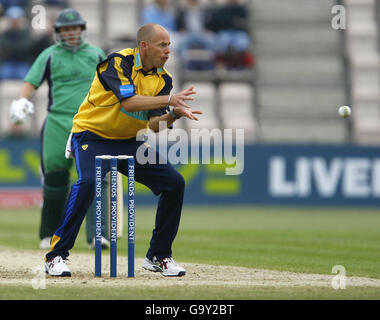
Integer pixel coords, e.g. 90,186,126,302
39,115,109,244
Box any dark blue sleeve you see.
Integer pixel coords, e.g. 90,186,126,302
98,56,135,102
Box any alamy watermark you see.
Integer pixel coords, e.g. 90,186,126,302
31,5,47,30
31,266,46,290
331,265,346,290
136,123,245,176
331,5,346,30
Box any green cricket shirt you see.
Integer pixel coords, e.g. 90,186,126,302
25,43,106,121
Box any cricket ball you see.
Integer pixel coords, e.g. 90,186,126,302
338,105,351,118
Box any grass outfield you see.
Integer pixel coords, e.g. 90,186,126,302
2,285,380,300
0,205,380,300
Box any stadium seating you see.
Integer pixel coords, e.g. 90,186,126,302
0,0,378,146
345,0,380,144
252,0,348,143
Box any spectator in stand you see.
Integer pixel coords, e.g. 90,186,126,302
0,6,33,80
141,0,178,48
141,0,176,31
0,0,30,13
209,0,254,69
176,0,215,70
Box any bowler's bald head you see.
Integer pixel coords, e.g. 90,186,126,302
137,23,168,45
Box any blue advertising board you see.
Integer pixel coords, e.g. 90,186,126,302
1,138,380,206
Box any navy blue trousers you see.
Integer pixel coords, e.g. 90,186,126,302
46,130,185,261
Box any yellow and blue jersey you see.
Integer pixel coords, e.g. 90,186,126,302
72,47,172,139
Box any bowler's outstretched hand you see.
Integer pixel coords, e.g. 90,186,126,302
170,86,202,120
170,86,196,109
173,106,202,121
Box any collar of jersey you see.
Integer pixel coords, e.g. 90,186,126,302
58,42,87,53
134,47,166,75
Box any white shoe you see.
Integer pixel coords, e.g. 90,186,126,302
89,236,110,250
40,237,52,250
143,257,186,277
142,257,161,273
44,256,71,277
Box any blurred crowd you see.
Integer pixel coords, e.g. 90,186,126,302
0,0,69,80
142,0,255,70
0,0,254,81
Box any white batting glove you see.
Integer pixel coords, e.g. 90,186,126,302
10,98,35,124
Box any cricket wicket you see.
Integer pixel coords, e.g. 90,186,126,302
94,155,135,278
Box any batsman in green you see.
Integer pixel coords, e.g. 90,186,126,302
9,8,110,249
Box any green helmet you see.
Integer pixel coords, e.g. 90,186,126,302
53,8,87,50
54,8,86,31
